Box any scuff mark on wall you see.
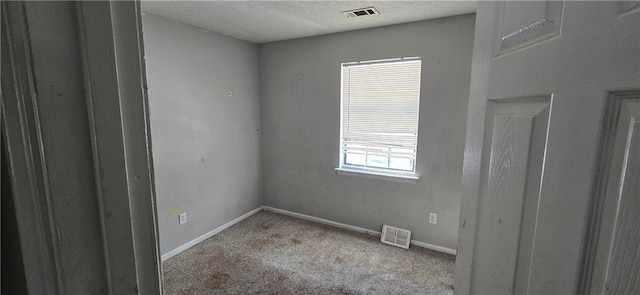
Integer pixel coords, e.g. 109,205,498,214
165,205,180,218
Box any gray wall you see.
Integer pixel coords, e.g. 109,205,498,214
259,14,475,250
143,14,262,255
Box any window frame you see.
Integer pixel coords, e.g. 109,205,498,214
337,57,422,182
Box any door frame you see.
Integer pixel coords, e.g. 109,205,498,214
1,1,162,293
2,2,61,292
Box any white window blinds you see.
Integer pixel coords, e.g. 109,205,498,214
340,58,422,174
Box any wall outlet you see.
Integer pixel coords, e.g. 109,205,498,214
179,212,187,225
429,213,437,224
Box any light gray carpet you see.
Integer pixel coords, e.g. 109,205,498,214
163,211,456,295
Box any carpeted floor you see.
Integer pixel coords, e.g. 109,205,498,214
162,211,456,295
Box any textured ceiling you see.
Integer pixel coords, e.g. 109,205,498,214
141,1,476,43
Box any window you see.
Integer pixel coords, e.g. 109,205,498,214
339,57,422,178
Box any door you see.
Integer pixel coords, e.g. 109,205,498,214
455,1,639,294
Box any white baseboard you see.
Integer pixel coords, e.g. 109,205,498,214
262,206,457,255
262,206,381,236
409,240,457,255
162,205,456,261
161,207,262,261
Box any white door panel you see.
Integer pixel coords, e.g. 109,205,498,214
456,1,639,294
473,98,550,294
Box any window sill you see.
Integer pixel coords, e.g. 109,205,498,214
334,168,419,184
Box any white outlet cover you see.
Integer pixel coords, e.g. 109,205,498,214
179,212,187,224
429,213,437,224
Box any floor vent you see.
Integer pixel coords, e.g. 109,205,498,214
342,7,379,18
380,225,411,249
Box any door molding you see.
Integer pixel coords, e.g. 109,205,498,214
579,89,640,294
76,1,163,293
1,2,62,293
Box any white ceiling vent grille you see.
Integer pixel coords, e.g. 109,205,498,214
342,7,379,18
380,225,411,249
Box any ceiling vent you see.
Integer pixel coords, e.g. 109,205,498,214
380,225,411,249
342,7,379,18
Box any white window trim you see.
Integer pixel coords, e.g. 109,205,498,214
335,167,419,184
